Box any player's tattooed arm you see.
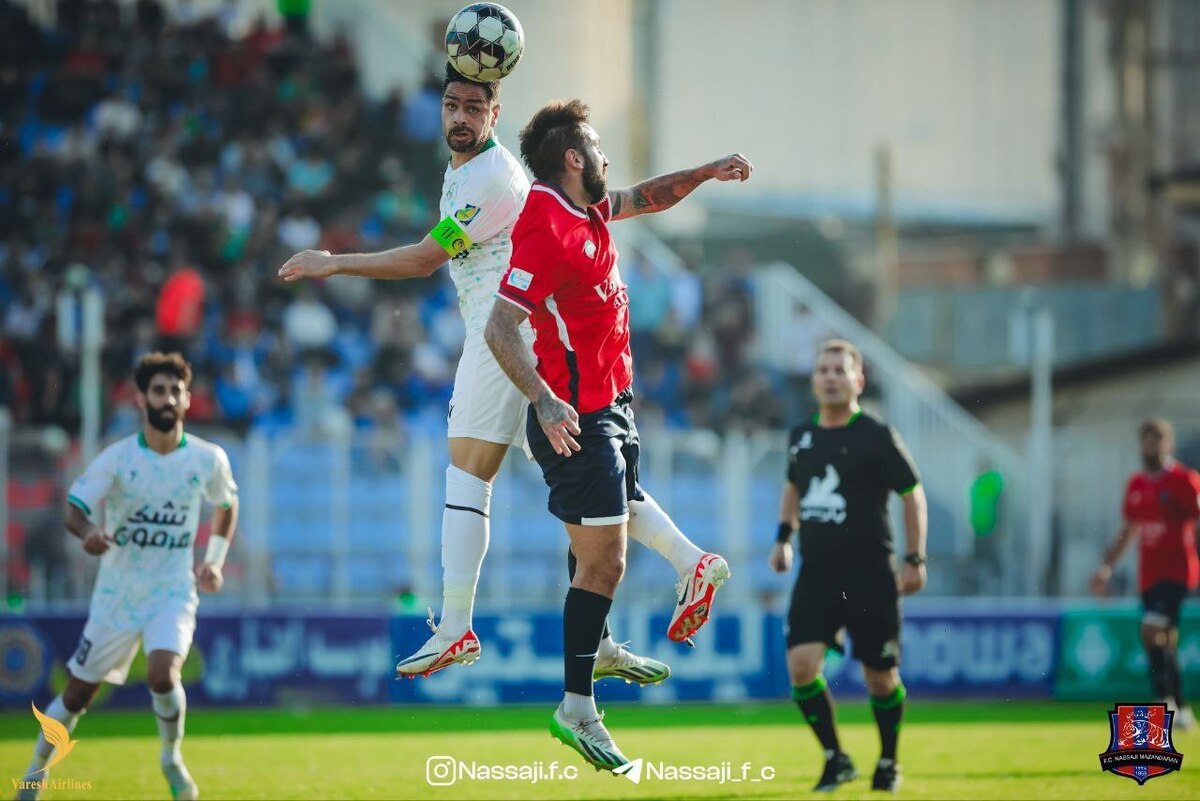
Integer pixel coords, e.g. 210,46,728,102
609,153,754,221
485,301,581,457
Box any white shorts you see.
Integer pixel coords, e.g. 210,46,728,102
448,329,532,447
66,596,197,685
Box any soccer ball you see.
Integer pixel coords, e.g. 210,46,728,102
445,3,524,83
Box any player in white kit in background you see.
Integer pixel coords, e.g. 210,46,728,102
16,353,237,801
279,66,718,681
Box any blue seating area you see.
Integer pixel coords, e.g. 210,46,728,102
212,435,967,601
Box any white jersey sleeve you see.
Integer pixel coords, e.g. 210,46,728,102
68,442,121,520
445,154,526,244
204,446,238,508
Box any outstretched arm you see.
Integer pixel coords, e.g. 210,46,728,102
278,236,448,282
608,153,754,221
484,300,581,458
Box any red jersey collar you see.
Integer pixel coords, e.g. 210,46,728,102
531,180,592,218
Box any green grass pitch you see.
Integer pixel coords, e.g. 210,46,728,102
3,702,1198,799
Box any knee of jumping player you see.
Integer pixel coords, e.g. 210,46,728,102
572,550,625,595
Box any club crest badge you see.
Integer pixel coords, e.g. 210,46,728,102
1098,703,1183,784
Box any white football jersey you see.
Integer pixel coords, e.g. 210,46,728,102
68,432,238,629
439,139,531,335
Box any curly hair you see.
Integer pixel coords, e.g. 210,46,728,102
518,99,591,182
134,351,193,393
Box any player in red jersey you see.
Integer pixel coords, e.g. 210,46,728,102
1093,418,1200,728
484,98,752,771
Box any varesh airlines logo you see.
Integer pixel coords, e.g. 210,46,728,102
800,465,847,524
30,703,78,773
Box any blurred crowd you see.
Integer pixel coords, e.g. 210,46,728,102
0,0,787,443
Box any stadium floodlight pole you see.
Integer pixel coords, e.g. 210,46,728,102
80,285,104,466
55,277,104,468
1028,305,1054,594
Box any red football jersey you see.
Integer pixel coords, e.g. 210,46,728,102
1122,462,1200,591
495,182,632,414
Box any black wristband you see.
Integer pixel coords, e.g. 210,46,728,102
776,523,795,544
904,552,927,567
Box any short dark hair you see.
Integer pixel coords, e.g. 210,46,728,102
442,62,500,103
518,99,590,182
134,352,193,393
1139,417,1174,440
817,338,863,371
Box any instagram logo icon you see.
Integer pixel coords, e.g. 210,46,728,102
426,756,457,786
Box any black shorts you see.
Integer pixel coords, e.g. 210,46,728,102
1142,581,1188,629
786,558,901,670
526,388,645,526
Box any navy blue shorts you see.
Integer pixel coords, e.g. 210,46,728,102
526,388,645,526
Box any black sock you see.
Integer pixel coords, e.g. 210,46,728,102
792,676,841,754
563,587,612,696
870,683,906,762
1165,647,1186,708
567,547,610,640
1148,646,1170,699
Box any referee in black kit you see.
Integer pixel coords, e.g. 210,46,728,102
769,338,928,793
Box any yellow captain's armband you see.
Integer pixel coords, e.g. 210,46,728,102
430,216,474,257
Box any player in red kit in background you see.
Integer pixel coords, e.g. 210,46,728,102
485,98,752,771
1093,418,1200,729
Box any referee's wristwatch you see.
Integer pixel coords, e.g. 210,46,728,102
904,552,927,567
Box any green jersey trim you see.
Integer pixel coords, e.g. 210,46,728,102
67,494,92,516
812,410,862,427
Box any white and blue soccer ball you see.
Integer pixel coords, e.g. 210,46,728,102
445,3,525,83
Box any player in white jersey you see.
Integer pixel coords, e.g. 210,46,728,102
278,66,719,681
15,353,237,801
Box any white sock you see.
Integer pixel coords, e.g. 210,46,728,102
25,694,82,778
628,493,705,576
439,465,492,635
151,685,186,766
562,691,598,720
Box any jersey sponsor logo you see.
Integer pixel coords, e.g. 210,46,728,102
127,501,189,527
507,268,533,291
455,204,481,224
1140,521,1167,544
800,465,847,524
111,526,193,550
592,277,627,304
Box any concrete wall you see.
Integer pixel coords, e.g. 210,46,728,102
649,0,1062,222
